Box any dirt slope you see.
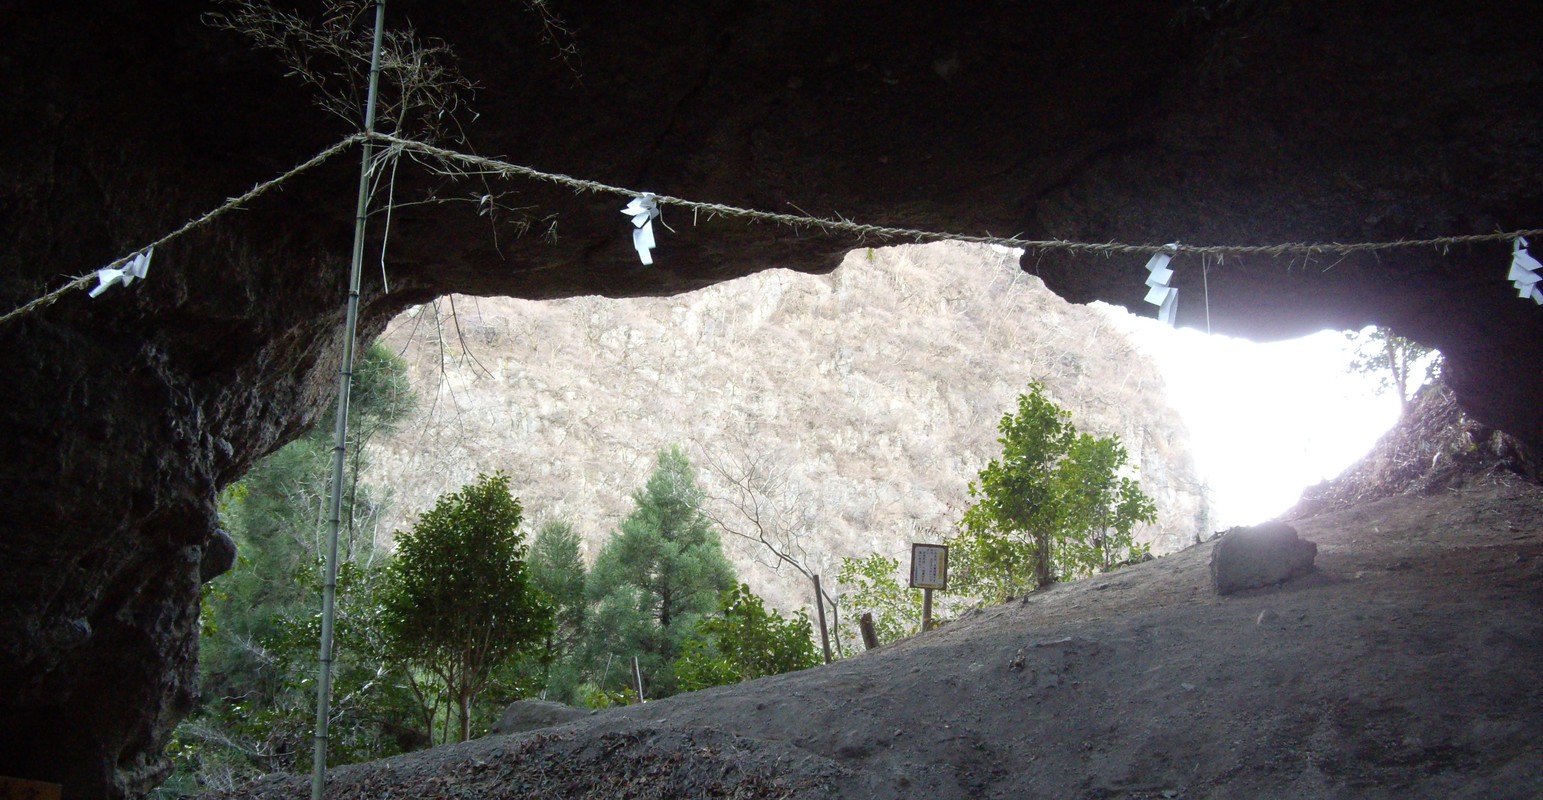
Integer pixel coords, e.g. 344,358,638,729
218,475,1543,799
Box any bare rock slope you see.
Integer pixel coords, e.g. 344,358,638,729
219,474,1543,799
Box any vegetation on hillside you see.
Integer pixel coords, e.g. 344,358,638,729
164,439,813,795
837,383,1157,646
1346,326,1440,418
365,243,1208,615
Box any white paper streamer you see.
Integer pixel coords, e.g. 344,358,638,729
89,247,153,299
1142,244,1179,325
1158,287,1179,325
621,193,660,265
1511,237,1543,304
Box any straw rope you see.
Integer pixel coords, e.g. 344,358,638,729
3,129,1536,327
0,134,365,326
375,133,1543,258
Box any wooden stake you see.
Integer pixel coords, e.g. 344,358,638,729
859,612,879,651
921,587,934,633
813,574,833,664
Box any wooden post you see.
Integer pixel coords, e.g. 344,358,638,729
813,574,833,664
921,587,934,632
631,656,646,704
859,612,879,651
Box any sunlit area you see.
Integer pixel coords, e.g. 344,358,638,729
1098,312,1408,526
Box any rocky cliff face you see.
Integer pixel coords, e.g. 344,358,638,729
2,1,1540,796
366,242,1209,611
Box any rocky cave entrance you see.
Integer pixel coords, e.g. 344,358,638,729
2,1,1541,797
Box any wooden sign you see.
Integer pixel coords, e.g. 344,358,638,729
909,543,948,590
1,776,62,800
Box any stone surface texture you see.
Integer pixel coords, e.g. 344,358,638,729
1210,521,1319,595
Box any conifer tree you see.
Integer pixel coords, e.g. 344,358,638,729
526,520,588,702
584,447,737,698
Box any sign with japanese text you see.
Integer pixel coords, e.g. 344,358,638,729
909,543,948,590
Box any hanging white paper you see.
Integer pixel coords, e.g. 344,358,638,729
1144,250,1173,282
1158,287,1179,325
621,193,660,265
88,247,154,299
1511,237,1541,291
1144,284,1174,306
88,268,126,298
1142,244,1178,326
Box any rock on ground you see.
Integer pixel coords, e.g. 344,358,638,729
1209,521,1318,595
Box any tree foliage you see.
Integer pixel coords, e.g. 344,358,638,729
835,554,925,654
950,382,1156,604
673,584,821,692
525,519,589,704
167,343,416,792
1346,326,1440,417
584,447,737,699
380,472,553,743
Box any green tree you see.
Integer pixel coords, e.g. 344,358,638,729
380,472,553,743
525,519,589,703
1055,434,1157,575
674,584,821,692
168,343,416,791
1346,326,1440,418
835,554,925,654
585,447,737,699
950,382,1156,604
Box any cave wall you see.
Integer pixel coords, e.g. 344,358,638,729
1,1,1539,796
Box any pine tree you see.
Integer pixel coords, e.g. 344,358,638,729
584,447,737,699
526,520,588,702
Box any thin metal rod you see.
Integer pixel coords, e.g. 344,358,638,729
312,2,387,798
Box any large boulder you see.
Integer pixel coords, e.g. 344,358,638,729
490,700,591,736
1210,521,1317,595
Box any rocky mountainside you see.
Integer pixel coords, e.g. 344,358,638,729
213,473,1543,800
365,243,1210,610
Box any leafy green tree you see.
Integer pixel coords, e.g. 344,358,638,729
1346,326,1440,417
585,447,737,699
1055,434,1157,574
950,382,1156,604
835,554,925,654
524,520,589,703
380,472,553,743
168,343,416,790
674,584,821,692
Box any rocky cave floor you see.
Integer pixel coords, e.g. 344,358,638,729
212,474,1543,800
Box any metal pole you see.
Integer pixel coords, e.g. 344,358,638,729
812,574,832,664
312,3,387,798
632,656,646,704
